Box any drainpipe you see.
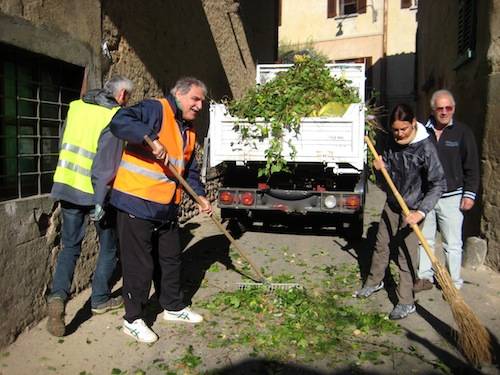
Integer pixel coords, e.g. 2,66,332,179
381,0,388,107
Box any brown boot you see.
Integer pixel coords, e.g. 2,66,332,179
413,278,433,293
46,297,65,337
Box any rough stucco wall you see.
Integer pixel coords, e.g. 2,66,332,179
417,0,499,270
0,198,102,348
238,0,278,65
0,0,102,86
202,0,255,99
101,0,276,221
482,2,500,268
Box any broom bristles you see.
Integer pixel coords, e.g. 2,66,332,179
433,261,492,365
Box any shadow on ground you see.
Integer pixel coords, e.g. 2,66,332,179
65,264,123,336
342,221,499,374
210,359,387,374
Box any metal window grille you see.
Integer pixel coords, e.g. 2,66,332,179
341,0,357,15
0,43,82,202
457,0,476,62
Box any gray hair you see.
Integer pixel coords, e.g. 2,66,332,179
170,77,207,96
430,89,455,109
104,75,134,96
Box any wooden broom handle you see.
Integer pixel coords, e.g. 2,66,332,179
364,136,439,264
143,135,267,282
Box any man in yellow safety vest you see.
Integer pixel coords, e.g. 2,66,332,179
47,75,133,337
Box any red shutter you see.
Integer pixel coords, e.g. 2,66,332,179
401,0,412,8
358,0,367,14
327,0,337,18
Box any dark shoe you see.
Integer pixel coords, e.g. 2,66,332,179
353,281,384,298
46,296,65,337
413,278,433,293
91,296,124,314
389,303,416,320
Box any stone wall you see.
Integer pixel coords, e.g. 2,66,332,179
0,0,102,86
416,0,500,270
0,0,104,350
0,0,278,349
0,198,102,348
481,1,500,268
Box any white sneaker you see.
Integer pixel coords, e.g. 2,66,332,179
163,306,203,323
122,319,158,343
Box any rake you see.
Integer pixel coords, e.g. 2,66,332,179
365,136,492,366
144,135,300,292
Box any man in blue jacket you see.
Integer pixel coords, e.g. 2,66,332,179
109,77,212,343
415,89,480,292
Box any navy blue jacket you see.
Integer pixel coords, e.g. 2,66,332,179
109,95,206,222
425,116,479,201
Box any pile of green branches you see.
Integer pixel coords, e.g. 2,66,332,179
226,55,360,178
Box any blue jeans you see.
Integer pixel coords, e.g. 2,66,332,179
418,194,464,289
50,201,118,308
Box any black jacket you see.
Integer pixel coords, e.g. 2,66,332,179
381,123,447,215
425,117,479,201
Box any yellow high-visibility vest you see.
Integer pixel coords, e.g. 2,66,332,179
53,100,119,194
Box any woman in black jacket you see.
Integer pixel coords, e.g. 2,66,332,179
354,103,446,320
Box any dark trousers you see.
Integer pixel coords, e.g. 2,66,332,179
116,210,186,323
366,203,419,305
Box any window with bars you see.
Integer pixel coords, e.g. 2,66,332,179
456,0,476,67
0,43,83,202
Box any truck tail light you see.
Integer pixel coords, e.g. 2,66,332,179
240,192,255,206
219,191,234,205
344,195,361,210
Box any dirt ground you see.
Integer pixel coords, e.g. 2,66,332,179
1,183,499,375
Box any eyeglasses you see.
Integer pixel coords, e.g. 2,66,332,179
435,106,454,112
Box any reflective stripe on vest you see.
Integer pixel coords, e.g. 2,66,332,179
53,100,119,194
112,98,196,204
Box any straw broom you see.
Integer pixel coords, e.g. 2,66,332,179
365,136,492,366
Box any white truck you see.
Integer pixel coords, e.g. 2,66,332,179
205,63,367,236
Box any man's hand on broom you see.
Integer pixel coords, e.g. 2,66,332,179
151,138,167,160
197,195,213,216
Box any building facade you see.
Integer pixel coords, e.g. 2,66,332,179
416,0,500,270
279,0,418,111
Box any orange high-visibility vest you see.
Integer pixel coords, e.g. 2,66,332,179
112,98,196,204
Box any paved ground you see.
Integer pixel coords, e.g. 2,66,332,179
1,183,499,375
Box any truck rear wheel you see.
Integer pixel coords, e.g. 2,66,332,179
222,209,252,237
